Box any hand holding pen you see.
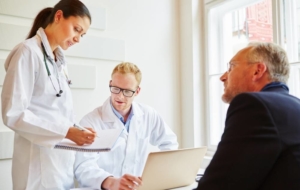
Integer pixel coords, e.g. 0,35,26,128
65,124,98,145
73,124,101,138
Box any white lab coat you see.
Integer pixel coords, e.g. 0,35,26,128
74,98,179,189
1,28,76,190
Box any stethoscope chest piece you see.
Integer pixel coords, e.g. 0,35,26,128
56,90,63,97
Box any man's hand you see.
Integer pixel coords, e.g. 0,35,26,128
102,174,142,190
66,127,96,145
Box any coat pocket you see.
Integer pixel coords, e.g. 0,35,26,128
40,147,75,189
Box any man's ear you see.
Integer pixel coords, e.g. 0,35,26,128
252,62,267,81
135,86,141,96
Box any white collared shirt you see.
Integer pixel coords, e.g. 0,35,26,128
75,97,179,189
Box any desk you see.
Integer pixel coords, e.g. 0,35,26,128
71,169,203,190
71,183,198,190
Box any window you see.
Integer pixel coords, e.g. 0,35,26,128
285,0,300,98
205,0,300,153
282,0,300,62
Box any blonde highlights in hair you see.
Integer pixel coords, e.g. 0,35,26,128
111,62,142,85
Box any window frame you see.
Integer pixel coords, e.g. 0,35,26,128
204,0,290,154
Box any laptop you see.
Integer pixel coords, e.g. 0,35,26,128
138,147,207,190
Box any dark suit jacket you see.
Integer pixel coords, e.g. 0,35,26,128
196,84,300,190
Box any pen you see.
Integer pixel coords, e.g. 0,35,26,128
74,124,100,138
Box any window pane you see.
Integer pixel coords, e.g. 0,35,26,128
207,0,273,148
208,75,228,146
298,0,300,61
288,62,300,98
283,0,300,62
230,0,273,56
209,0,273,75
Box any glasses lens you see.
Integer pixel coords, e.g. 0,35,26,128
110,86,120,94
227,62,234,72
123,90,134,97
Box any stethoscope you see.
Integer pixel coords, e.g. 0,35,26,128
41,42,72,97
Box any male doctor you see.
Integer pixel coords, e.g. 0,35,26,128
74,62,178,190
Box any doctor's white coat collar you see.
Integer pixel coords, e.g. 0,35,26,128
101,97,144,123
36,27,66,69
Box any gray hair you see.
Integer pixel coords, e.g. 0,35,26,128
246,42,290,83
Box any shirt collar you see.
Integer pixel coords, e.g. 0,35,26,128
36,27,66,69
110,99,134,124
261,82,289,92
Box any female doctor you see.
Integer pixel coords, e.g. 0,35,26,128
1,0,96,189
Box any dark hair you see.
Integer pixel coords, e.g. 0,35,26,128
27,0,91,39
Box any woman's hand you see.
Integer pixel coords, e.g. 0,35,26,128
66,127,96,145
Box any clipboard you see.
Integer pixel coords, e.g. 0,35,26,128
54,128,123,152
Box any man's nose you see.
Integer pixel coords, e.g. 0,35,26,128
220,72,227,82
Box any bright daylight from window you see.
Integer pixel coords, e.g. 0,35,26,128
208,0,274,147
208,0,300,149
286,0,300,98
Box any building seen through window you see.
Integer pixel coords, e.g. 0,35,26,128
207,0,300,150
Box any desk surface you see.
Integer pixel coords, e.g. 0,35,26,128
71,183,198,190
71,169,203,190
71,182,198,190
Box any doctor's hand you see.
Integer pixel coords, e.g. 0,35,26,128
65,127,96,145
102,174,142,190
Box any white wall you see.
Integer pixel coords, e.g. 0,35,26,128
0,0,187,189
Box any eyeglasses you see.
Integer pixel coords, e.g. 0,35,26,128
227,62,236,72
227,61,259,72
109,86,138,97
